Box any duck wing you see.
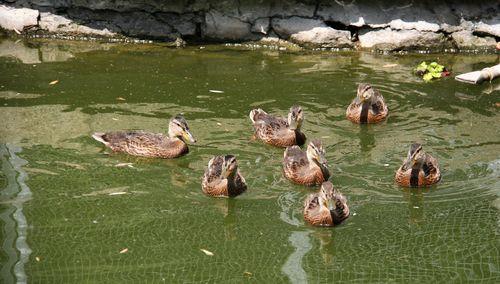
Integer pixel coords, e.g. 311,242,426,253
203,156,225,184
422,153,441,183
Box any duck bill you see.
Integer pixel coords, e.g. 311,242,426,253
183,130,196,143
325,199,336,212
318,156,328,168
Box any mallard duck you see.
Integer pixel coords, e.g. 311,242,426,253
395,143,441,187
92,114,196,158
283,139,330,186
303,181,349,227
202,155,247,197
346,83,388,124
249,105,306,147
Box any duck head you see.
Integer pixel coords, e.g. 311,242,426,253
319,181,336,212
306,139,328,168
357,83,375,103
405,143,425,169
222,155,238,179
287,105,304,130
168,114,196,143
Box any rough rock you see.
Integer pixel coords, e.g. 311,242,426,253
271,17,326,38
0,4,38,31
389,20,440,32
39,12,115,36
358,28,448,51
451,31,496,50
270,0,316,18
0,1,498,52
291,27,352,47
271,17,352,47
156,12,198,36
474,22,500,38
251,18,270,35
204,10,253,40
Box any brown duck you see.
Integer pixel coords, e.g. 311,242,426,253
249,105,306,147
303,181,349,227
283,139,330,186
202,155,247,197
395,143,441,187
92,114,196,158
346,83,388,124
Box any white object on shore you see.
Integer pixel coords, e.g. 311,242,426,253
455,64,500,84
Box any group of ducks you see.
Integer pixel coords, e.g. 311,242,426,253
92,83,441,227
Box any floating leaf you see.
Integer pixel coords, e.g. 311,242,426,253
49,80,59,85
35,256,41,262
115,163,133,167
209,90,224,93
200,249,214,256
383,63,398,68
108,192,127,196
423,73,433,82
119,248,128,254
116,97,126,101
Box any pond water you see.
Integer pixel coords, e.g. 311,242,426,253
0,38,499,283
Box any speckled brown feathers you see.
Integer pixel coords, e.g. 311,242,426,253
304,182,349,227
346,83,388,124
92,115,195,159
202,155,247,197
250,106,306,147
283,140,330,186
93,131,188,158
395,143,441,187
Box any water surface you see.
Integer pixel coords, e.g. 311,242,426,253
1,38,499,283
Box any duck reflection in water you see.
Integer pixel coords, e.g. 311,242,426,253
403,188,429,225
358,125,376,153
311,230,336,264
213,198,238,241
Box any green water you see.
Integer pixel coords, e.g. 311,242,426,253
0,38,499,283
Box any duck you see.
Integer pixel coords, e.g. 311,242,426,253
202,155,247,197
283,139,330,186
303,181,349,227
346,83,388,124
395,143,441,187
92,114,196,158
249,105,306,147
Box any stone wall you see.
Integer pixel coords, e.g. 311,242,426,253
0,0,498,51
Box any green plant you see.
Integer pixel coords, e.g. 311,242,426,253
415,61,446,82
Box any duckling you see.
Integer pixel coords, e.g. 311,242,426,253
283,139,330,186
346,83,388,124
303,181,349,227
395,143,441,187
249,105,306,147
202,155,247,197
92,114,196,158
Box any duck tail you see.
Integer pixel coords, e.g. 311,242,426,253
92,132,109,145
249,108,266,123
332,192,350,225
249,109,258,123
